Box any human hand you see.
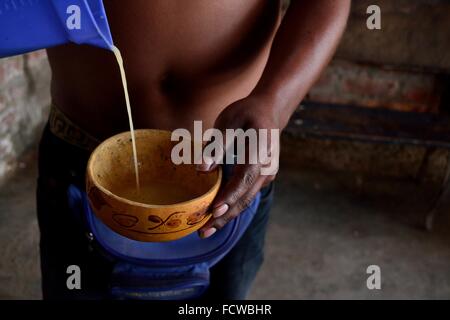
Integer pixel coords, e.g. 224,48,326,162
196,95,280,238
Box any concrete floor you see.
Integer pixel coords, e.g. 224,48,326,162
250,165,450,299
1,140,450,300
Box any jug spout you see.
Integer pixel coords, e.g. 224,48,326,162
0,0,114,58
52,0,113,50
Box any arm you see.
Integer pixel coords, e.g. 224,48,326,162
199,0,351,238
252,0,351,129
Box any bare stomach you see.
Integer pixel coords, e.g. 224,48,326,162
46,0,281,140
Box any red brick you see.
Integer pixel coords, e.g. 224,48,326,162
306,60,442,113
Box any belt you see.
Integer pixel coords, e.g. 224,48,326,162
48,104,101,152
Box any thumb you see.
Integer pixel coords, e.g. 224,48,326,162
196,154,216,172
195,129,226,172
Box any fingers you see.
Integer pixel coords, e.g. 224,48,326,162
193,122,278,238
196,155,220,172
195,138,225,173
199,164,265,238
206,177,265,232
212,163,261,210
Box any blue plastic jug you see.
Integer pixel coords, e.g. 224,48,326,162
0,0,113,58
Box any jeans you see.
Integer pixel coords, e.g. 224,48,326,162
37,124,274,300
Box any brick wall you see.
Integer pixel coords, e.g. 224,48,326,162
337,0,450,72
306,60,444,113
307,0,450,114
0,51,51,184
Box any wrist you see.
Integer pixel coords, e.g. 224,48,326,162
246,90,291,130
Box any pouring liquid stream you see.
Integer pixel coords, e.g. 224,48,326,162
111,46,140,191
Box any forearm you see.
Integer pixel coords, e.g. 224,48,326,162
252,0,351,129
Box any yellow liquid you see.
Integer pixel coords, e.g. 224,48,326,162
115,182,197,205
112,46,140,191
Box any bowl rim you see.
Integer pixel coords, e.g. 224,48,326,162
87,129,222,209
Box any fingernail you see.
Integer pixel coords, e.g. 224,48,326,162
202,228,217,238
213,204,229,218
196,163,212,172
196,156,215,172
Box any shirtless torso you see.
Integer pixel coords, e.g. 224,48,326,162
46,0,283,139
